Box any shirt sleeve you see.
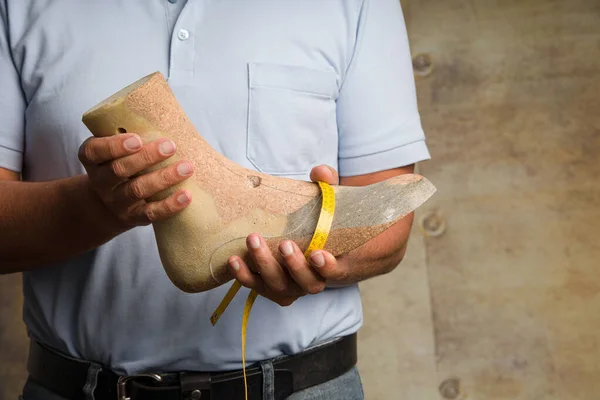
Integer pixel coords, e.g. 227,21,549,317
336,0,430,177
0,4,25,173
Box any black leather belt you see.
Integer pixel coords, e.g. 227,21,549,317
27,333,357,400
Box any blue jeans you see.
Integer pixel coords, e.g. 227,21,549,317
20,366,364,400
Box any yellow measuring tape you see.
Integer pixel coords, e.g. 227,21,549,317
210,181,336,400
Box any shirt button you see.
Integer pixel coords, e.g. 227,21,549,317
177,29,190,41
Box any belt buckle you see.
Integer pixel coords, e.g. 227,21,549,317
117,373,162,400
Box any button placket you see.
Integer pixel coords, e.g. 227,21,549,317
169,1,197,81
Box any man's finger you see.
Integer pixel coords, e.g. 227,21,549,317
308,250,345,281
246,234,297,294
117,160,193,202
93,138,179,188
229,256,301,307
108,138,178,179
133,189,192,223
228,256,267,293
279,241,326,295
78,134,142,166
309,164,339,185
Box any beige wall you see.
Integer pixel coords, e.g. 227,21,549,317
359,0,600,399
1,1,599,399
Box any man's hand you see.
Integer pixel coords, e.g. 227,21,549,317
78,133,194,229
227,165,349,307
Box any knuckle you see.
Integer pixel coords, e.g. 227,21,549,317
252,252,270,267
133,209,151,226
82,140,98,164
122,202,149,226
307,282,326,295
162,198,176,215
270,282,288,294
110,160,128,178
145,206,159,222
335,270,349,282
108,139,121,159
159,167,175,185
139,147,155,166
127,180,146,200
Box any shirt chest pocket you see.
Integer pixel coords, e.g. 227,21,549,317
246,63,339,176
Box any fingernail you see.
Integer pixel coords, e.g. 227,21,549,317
159,140,176,155
177,162,192,176
230,259,240,272
310,251,325,267
280,242,293,256
124,136,141,150
249,236,260,249
177,192,189,204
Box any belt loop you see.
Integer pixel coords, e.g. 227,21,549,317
83,362,102,400
260,361,275,400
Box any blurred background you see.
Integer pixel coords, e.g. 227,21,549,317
1,0,599,399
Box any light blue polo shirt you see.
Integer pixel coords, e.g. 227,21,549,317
0,0,430,375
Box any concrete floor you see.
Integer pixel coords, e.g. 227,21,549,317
1,0,599,399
